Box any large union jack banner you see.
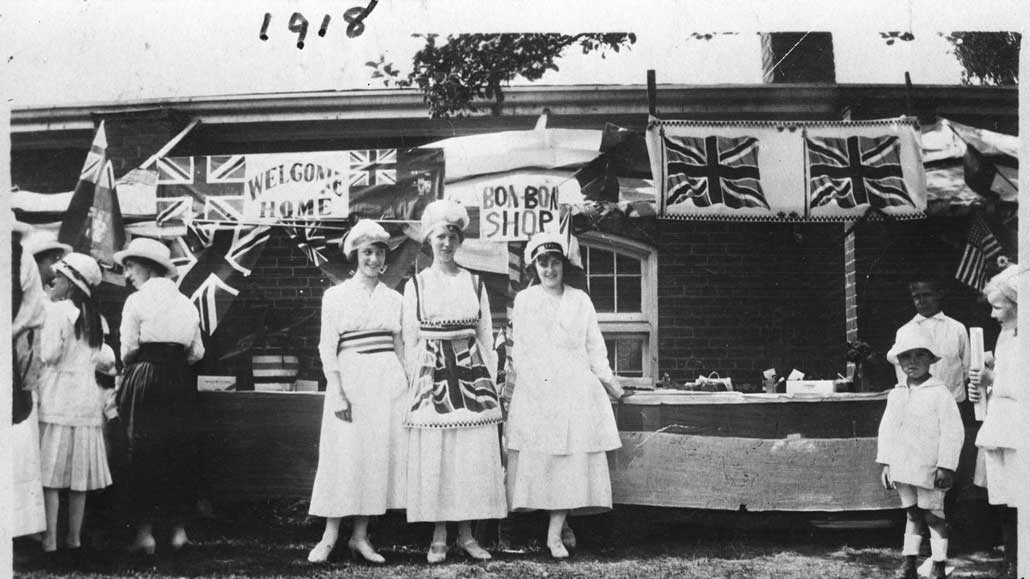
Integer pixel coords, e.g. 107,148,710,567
646,117,926,221
664,135,769,210
806,135,914,210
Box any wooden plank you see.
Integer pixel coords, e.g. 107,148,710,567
616,396,886,438
610,432,902,512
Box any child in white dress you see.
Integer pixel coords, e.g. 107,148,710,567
36,253,113,553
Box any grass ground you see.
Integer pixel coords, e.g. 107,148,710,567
13,501,1008,579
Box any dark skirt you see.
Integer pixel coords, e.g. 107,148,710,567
118,342,198,521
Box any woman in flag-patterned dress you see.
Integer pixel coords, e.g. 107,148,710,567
403,199,507,564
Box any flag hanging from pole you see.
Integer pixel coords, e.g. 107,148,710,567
955,214,1003,291
58,121,126,266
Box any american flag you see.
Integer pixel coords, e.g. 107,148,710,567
664,135,769,210
955,215,1003,291
807,136,914,210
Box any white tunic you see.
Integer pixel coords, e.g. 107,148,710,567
507,285,621,455
309,279,408,517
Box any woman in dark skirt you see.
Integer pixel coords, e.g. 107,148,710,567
114,238,205,554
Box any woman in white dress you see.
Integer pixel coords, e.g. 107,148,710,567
506,232,628,559
403,199,507,564
307,220,408,564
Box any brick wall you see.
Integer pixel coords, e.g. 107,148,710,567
655,221,846,388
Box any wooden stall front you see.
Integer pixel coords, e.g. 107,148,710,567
196,390,900,512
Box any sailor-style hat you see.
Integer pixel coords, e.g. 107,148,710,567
524,231,567,263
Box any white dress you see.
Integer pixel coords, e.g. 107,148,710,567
36,300,112,492
506,285,622,515
402,267,507,522
308,279,408,517
974,328,1028,507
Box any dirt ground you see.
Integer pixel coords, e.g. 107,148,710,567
13,501,1009,579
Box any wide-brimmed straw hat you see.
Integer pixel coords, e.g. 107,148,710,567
53,252,102,297
886,325,940,365
524,231,567,264
342,219,390,256
113,237,176,277
419,199,469,241
22,230,73,257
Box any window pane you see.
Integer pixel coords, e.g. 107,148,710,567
616,253,641,275
588,277,615,312
604,335,645,378
615,276,641,313
589,247,614,274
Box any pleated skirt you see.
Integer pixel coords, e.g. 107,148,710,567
38,422,112,492
405,425,508,522
118,344,198,520
506,450,613,516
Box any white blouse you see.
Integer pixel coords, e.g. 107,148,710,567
119,277,204,364
318,278,403,374
37,300,107,427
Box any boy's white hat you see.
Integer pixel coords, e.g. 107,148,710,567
342,219,390,256
524,231,567,263
22,229,73,257
53,252,102,297
419,199,469,241
114,237,176,277
887,325,940,365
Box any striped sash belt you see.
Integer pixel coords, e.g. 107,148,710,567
417,319,478,341
337,330,395,355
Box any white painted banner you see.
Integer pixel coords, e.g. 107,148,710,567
242,152,350,222
475,174,565,241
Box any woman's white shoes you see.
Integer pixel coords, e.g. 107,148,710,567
426,542,448,564
547,537,570,559
347,538,385,564
459,539,492,561
307,541,334,563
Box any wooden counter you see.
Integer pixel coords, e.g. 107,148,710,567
196,390,900,511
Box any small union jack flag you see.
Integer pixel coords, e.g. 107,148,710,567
664,135,769,210
807,135,914,210
349,149,397,188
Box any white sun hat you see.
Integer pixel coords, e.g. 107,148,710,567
524,231,567,264
342,219,390,256
419,199,469,241
53,252,102,297
22,229,73,257
886,324,940,365
113,237,177,277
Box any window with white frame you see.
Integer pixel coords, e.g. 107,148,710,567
578,232,658,388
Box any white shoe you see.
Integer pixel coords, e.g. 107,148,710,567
307,541,334,563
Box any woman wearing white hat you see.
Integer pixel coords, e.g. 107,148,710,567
22,229,73,288
403,199,507,563
506,232,627,559
36,252,113,553
306,220,408,564
114,237,205,555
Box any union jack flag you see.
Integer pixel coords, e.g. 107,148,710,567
664,135,769,210
349,149,397,188
284,223,344,268
807,136,914,210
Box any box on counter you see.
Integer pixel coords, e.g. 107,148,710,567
198,375,236,392
786,380,836,396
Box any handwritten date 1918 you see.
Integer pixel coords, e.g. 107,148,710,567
259,1,377,48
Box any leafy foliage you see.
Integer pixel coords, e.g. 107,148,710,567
367,33,636,118
941,32,1020,86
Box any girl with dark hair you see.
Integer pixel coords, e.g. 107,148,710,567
114,237,205,555
506,232,628,559
36,252,113,553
